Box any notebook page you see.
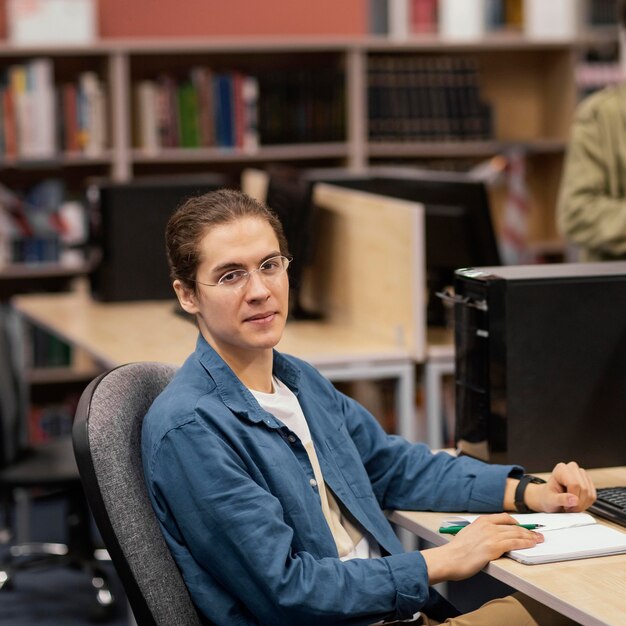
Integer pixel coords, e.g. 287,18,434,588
508,523,626,565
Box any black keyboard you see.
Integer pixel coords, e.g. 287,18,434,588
589,486,626,527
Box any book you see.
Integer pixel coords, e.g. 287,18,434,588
156,73,179,148
439,0,487,40
388,0,410,40
134,79,160,154
523,0,581,40
177,80,201,148
240,75,259,152
77,71,107,156
504,0,523,29
26,58,56,158
2,86,18,158
485,0,505,32
214,73,235,147
190,66,215,147
411,0,437,35
440,512,626,565
61,82,80,152
7,0,97,46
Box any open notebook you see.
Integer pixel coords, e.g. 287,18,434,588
440,513,626,565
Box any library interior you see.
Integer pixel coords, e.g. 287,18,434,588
1,1,626,625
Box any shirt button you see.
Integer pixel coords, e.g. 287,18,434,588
287,434,297,444
309,478,317,487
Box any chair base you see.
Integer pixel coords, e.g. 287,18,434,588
0,486,117,622
0,544,116,622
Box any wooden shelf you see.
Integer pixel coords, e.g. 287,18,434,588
367,33,576,52
0,260,90,280
0,152,113,169
0,32,615,56
368,139,567,159
0,261,92,300
26,365,103,386
131,143,349,163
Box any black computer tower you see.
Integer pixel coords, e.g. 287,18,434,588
88,175,226,302
454,262,626,472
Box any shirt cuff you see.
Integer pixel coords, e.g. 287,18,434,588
383,551,430,620
467,463,524,511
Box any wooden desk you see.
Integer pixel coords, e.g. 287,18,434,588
391,467,626,626
11,289,419,441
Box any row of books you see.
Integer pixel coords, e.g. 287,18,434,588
589,0,619,25
27,324,73,369
1,179,64,264
134,68,260,152
28,402,75,444
256,68,345,145
368,56,494,142
9,235,60,263
0,58,107,160
389,0,524,38
134,66,345,151
379,0,515,36
390,0,613,40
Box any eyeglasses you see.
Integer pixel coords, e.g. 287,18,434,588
192,255,291,291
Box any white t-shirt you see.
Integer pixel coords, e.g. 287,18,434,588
250,377,381,561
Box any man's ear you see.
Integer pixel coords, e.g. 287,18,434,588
173,279,200,315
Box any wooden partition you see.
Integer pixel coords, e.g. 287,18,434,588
242,169,427,361
309,183,425,360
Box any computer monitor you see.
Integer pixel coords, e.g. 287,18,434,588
88,174,227,302
264,168,319,319
309,168,501,326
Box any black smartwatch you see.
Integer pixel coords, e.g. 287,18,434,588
514,474,547,513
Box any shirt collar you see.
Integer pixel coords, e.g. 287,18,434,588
194,334,302,423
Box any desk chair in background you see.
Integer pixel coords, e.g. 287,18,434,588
73,362,202,626
0,304,115,621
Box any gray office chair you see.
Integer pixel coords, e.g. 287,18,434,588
72,362,202,626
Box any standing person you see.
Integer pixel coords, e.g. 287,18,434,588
142,188,594,625
557,1,626,261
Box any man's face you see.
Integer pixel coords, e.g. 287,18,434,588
175,216,289,364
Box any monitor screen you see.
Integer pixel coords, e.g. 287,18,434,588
309,170,501,326
265,171,317,318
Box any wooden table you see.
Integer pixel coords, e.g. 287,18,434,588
12,289,420,440
391,466,626,626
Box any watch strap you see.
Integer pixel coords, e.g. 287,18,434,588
514,474,547,513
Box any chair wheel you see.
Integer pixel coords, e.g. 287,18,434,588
89,601,116,623
0,574,14,591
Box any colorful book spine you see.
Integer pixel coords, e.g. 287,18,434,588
411,0,437,34
177,80,201,148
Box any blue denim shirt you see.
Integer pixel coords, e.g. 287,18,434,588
142,336,522,625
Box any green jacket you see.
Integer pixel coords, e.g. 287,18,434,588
557,83,626,261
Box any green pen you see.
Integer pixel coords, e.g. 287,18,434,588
439,523,544,535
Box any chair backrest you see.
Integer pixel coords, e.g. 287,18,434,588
0,303,27,469
73,362,202,626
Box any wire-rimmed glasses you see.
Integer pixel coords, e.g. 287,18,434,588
191,255,291,291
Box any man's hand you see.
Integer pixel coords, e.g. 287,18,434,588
523,461,596,513
422,513,543,584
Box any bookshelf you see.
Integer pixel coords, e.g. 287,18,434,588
0,29,619,254
0,18,617,448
